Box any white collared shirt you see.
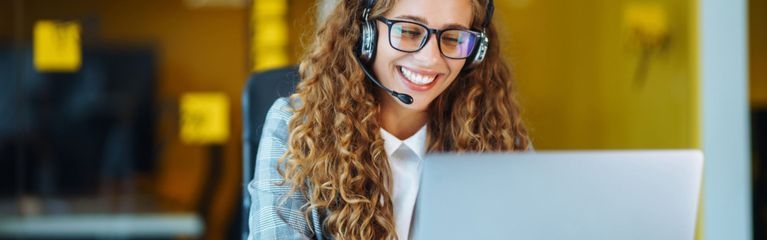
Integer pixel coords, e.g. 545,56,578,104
380,125,427,240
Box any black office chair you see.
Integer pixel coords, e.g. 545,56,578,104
240,66,301,240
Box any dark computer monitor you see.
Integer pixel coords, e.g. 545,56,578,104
0,45,157,196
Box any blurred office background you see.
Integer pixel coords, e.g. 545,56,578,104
0,0,762,239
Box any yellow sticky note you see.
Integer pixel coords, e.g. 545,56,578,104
34,20,81,72
180,92,230,145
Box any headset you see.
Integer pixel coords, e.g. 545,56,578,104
354,0,495,105
357,0,494,68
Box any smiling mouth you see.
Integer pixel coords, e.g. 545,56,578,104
399,66,437,86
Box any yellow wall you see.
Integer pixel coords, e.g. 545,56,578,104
4,1,247,239
752,0,767,108
251,0,315,71
497,0,698,150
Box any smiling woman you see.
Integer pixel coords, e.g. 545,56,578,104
247,0,530,239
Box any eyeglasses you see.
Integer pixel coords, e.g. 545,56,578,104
375,17,482,59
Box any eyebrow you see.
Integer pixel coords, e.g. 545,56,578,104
393,14,470,30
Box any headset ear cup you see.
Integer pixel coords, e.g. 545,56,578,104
463,33,489,70
359,19,378,64
473,35,489,65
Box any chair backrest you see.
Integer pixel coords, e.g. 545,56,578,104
241,66,300,239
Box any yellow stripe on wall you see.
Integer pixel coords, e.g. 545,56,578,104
252,0,289,71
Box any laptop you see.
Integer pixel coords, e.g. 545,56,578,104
411,150,703,240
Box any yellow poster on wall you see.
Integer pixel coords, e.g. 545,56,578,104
180,92,230,145
33,20,81,72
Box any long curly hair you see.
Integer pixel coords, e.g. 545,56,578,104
279,0,530,239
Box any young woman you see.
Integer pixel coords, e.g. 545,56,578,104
248,0,530,239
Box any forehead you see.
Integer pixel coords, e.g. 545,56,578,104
386,0,474,28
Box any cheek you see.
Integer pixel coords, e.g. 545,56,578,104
449,59,467,72
374,26,391,59
372,30,396,70
444,61,467,84
371,40,390,76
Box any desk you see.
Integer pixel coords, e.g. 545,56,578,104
0,213,202,238
0,195,203,238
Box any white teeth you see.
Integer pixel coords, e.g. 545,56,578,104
400,67,436,85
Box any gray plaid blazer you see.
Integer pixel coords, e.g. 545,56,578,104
248,98,327,240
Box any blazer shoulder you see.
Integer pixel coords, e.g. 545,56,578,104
265,97,295,123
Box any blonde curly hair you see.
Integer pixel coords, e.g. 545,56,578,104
279,0,529,239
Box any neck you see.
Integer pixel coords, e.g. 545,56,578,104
379,91,428,140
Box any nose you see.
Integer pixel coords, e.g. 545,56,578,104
412,34,441,65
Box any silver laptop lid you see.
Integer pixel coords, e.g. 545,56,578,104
411,150,703,240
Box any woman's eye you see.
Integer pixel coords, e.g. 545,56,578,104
401,29,423,38
444,37,461,44
442,34,464,46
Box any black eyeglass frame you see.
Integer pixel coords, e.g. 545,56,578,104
374,16,483,60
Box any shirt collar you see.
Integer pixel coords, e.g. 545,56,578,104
380,125,428,159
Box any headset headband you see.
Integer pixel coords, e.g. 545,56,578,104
363,0,493,30
482,0,494,29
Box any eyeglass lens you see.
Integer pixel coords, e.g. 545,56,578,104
389,21,478,59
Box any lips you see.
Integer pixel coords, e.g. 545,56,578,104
397,66,440,92
400,66,437,85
